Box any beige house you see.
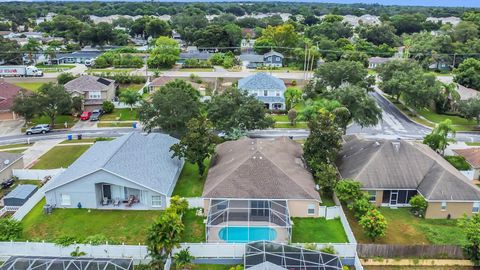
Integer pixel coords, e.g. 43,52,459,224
0,152,23,183
336,136,480,219
452,148,480,180
202,137,320,243
148,76,206,96
64,75,116,111
0,80,29,120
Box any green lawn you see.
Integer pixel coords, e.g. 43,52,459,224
466,142,480,146
97,122,135,128
172,159,210,197
346,207,465,245
275,122,308,129
22,199,204,244
180,68,214,72
29,115,77,129
101,109,138,121
2,149,27,154
0,143,31,150
118,84,145,94
12,82,45,92
87,68,134,74
36,64,75,69
291,217,348,243
36,64,75,73
193,265,236,270
417,109,477,126
60,138,114,144
31,145,91,169
271,114,289,122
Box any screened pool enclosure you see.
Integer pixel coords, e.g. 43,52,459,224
244,241,343,270
206,199,292,243
0,257,133,270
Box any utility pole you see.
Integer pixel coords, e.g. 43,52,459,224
452,53,457,69
303,44,308,80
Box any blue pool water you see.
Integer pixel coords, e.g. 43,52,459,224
219,227,277,243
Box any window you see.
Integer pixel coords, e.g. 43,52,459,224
61,194,71,206
441,201,447,211
264,90,268,96
275,91,280,97
152,196,162,207
368,191,376,202
89,91,101,99
473,202,480,213
307,204,315,215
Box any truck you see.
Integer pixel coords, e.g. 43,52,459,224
0,66,43,77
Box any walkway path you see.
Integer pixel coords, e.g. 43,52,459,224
23,139,64,168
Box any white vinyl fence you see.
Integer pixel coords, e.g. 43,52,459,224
13,169,65,180
319,206,341,220
0,206,20,217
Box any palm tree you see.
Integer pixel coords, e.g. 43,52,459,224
22,38,41,64
173,248,195,270
441,82,460,112
119,89,141,111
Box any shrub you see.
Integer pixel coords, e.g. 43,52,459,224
319,245,336,254
57,73,77,85
349,194,374,220
54,235,78,247
98,72,146,84
70,246,86,257
445,156,471,170
102,101,115,114
94,51,143,68
409,195,428,217
459,214,480,265
84,234,109,245
334,179,362,204
0,218,22,241
359,209,387,242
95,137,111,142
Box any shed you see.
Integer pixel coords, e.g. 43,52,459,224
3,184,37,206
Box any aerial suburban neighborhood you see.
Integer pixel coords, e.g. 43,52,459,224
1,1,480,270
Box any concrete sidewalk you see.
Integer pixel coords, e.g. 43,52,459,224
23,139,63,168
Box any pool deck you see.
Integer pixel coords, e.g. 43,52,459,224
207,221,290,243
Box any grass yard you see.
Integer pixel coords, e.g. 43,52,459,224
365,267,477,270
180,68,214,72
172,159,210,197
101,109,138,121
31,145,91,169
2,149,27,154
97,122,135,128
291,217,348,243
275,122,308,129
0,143,31,150
12,82,45,92
466,142,480,146
118,84,145,94
87,68,134,74
181,209,206,243
28,115,77,129
346,207,465,245
192,265,236,270
60,138,114,144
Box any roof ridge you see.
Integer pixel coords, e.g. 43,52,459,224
101,132,136,169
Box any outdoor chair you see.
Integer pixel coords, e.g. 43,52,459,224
113,199,120,206
101,197,109,205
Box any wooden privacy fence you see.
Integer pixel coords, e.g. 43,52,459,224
357,244,466,259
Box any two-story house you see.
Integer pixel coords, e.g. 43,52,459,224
64,75,116,111
239,50,284,69
238,72,286,110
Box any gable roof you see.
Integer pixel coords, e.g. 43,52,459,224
45,132,183,195
368,57,393,64
238,73,286,92
0,81,27,111
0,152,23,173
453,148,480,168
4,184,37,200
64,75,114,93
149,76,175,87
264,50,284,58
203,137,320,201
336,136,480,201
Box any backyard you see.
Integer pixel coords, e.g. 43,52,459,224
21,199,205,244
291,217,348,243
101,108,138,121
31,145,91,169
172,159,210,197
12,82,45,92
346,207,466,245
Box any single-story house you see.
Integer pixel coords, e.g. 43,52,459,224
0,80,29,120
238,72,286,110
53,51,102,65
336,136,480,219
3,184,37,207
148,76,206,95
452,148,480,180
44,132,184,210
240,38,255,53
429,60,450,71
239,50,284,69
178,47,212,64
203,137,321,243
368,57,393,69
64,75,116,111
0,152,23,183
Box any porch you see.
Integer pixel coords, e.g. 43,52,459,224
95,183,155,210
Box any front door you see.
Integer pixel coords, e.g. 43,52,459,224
390,190,398,206
102,184,112,200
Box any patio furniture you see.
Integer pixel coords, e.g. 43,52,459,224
113,199,120,206
126,195,136,207
101,197,109,205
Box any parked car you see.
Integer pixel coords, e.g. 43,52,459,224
1,178,14,189
90,109,103,121
26,124,51,135
80,111,92,121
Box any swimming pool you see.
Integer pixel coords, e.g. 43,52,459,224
218,227,277,243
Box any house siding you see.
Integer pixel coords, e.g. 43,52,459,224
45,170,166,210
0,157,24,182
287,200,319,217
425,201,478,219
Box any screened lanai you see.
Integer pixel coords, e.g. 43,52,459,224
244,241,343,270
0,257,133,270
206,199,292,243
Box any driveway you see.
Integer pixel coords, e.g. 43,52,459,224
71,120,98,130
0,120,24,137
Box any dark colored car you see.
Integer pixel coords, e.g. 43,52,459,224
1,178,14,189
90,109,103,121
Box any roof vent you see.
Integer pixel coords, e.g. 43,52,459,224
259,156,263,160
374,141,380,146
392,141,401,152
253,156,256,159
3,159,10,165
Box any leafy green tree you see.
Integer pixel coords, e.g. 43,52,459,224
120,89,141,111
454,58,480,90
349,194,374,220
102,101,115,114
359,209,388,242
147,36,181,69
304,110,342,168
459,214,480,265
173,248,195,270
315,60,370,89
453,21,479,43
57,73,77,85
171,9,208,45
0,36,22,64
287,109,297,126
312,162,338,194
334,85,381,128
22,38,41,64
390,13,426,34
206,88,274,133
36,83,72,127
306,17,353,41
459,96,480,125
139,79,200,136
409,195,428,217
423,119,456,155
11,90,38,124
170,115,216,176
298,98,341,122
358,23,398,47
334,179,362,204
71,96,83,115
146,18,172,39
284,87,302,110
332,107,351,134
254,24,300,55
0,218,22,241
402,73,441,115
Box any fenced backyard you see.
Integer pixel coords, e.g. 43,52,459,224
357,244,466,259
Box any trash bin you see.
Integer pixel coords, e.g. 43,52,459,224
133,122,137,129
77,134,82,140
43,204,52,214
67,134,73,141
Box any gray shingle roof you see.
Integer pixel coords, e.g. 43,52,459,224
179,52,211,60
203,137,320,201
0,152,22,173
64,75,115,93
368,57,393,64
238,73,286,92
336,136,480,201
5,184,37,199
257,96,285,103
264,50,284,58
239,54,264,63
45,132,184,195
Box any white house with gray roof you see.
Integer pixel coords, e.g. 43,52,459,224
44,132,184,210
238,72,286,110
